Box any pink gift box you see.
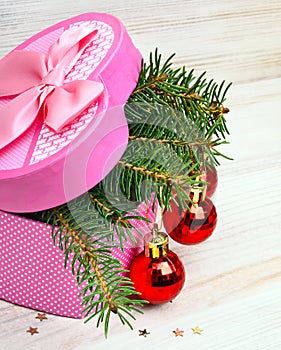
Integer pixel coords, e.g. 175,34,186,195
0,13,152,318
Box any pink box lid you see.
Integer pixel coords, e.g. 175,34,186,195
0,13,142,213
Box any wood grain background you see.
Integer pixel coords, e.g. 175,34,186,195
0,1,280,349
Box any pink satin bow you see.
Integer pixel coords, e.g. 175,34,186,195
0,27,104,149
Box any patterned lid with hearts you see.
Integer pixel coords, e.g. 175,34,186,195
0,13,142,213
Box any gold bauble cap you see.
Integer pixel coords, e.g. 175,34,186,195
144,224,169,259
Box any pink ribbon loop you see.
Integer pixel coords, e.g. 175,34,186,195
0,27,104,150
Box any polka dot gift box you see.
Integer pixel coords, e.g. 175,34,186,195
0,13,153,318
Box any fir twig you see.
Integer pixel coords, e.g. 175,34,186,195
129,49,231,153
56,211,115,310
49,203,148,337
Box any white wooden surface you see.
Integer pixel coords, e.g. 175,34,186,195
1,1,281,349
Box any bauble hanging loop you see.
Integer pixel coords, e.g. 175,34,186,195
144,223,168,259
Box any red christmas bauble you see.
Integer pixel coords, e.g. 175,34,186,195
129,231,185,304
163,194,217,245
206,163,218,197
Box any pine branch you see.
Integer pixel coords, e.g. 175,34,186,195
48,200,148,337
103,136,201,210
55,211,115,309
129,49,231,152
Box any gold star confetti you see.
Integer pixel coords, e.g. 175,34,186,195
26,327,39,336
138,329,150,337
173,328,184,337
36,313,48,322
191,326,203,335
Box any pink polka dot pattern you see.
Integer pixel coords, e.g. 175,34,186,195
0,211,84,318
0,200,156,318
